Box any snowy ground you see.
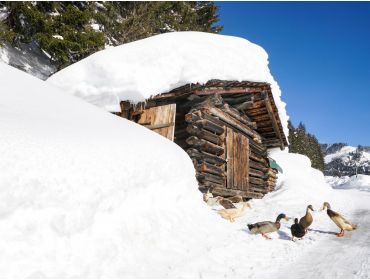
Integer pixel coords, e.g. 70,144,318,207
1,62,370,278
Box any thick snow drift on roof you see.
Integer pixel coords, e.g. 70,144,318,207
47,31,289,137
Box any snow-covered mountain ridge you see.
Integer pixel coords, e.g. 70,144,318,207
321,143,370,176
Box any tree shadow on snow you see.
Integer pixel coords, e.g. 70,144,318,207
308,228,337,235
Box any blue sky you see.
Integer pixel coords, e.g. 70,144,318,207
217,2,370,146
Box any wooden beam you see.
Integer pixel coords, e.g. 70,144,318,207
186,136,224,156
212,187,264,199
202,107,262,143
193,87,265,96
187,148,226,166
143,122,174,130
264,95,284,150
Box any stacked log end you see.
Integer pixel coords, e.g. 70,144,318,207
266,168,278,192
184,104,227,191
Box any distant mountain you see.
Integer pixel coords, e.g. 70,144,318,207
321,143,370,176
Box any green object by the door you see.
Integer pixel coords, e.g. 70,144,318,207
268,158,283,173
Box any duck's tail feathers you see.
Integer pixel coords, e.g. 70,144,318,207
247,224,253,231
352,224,358,230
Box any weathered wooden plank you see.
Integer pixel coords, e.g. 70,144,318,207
193,87,265,96
221,103,257,129
136,104,176,141
226,128,234,189
212,187,264,199
193,119,225,135
249,160,268,172
186,124,224,145
249,168,265,178
203,107,262,143
187,148,226,166
250,153,268,165
197,172,225,185
235,132,249,191
195,162,225,176
119,101,132,119
186,136,224,155
249,176,265,185
186,109,226,129
199,181,225,190
264,95,284,150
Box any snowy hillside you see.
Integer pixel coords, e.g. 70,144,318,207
1,62,370,277
0,42,56,80
322,143,370,176
326,175,370,192
47,31,289,138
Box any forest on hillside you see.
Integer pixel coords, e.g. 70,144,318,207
0,1,222,70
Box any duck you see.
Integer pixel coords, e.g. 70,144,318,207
203,189,220,206
248,213,289,239
218,202,251,222
203,190,235,208
218,198,236,209
291,218,306,241
299,205,314,232
322,202,357,237
227,195,243,204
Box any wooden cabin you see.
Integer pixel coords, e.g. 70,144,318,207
113,80,288,199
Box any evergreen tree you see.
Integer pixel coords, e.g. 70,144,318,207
0,1,222,69
288,121,325,172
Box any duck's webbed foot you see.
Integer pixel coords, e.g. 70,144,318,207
336,229,344,237
262,233,272,240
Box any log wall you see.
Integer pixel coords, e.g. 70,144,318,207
116,81,285,200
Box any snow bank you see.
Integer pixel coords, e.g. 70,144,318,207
0,62,230,277
2,62,366,277
326,175,370,192
47,31,289,137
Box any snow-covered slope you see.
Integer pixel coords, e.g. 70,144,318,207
326,175,370,192
0,62,230,277
322,143,370,176
2,59,370,277
47,31,289,137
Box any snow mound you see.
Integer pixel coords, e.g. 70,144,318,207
47,31,288,137
264,149,340,212
0,62,230,277
326,175,370,192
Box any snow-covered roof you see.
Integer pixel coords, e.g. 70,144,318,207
47,31,289,137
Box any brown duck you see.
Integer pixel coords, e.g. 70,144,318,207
299,205,314,232
322,202,357,237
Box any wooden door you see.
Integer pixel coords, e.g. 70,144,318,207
136,104,176,141
226,128,249,190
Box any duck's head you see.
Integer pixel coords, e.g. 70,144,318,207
276,213,289,222
307,205,315,212
322,202,331,210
